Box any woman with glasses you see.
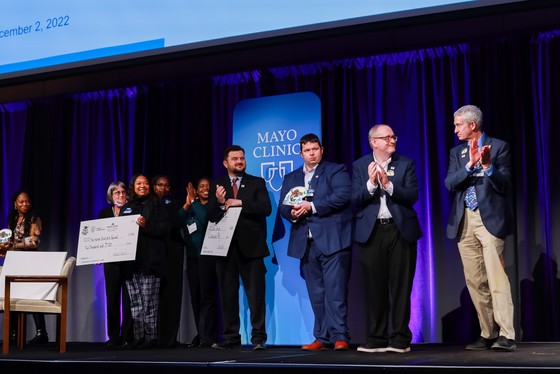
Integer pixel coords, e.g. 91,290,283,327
97,181,133,348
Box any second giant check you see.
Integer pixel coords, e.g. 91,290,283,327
76,215,140,266
201,207,241,256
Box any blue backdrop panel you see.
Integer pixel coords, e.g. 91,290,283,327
232,92,321,345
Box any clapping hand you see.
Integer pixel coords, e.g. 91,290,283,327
480,145,492,168
368,162,380,187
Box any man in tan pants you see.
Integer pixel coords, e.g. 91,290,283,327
445,105,515,351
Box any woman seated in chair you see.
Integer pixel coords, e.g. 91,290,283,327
0,190,49,344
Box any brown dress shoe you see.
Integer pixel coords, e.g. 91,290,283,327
301,340,327,351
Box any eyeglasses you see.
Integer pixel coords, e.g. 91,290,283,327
373,135,398,142
156,183,170,188
112,191,126,195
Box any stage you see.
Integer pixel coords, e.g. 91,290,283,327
0,342,559,374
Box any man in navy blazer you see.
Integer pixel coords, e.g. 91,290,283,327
207,145,272,351
279,133,353,351
445,105,515,351
352,124,422,354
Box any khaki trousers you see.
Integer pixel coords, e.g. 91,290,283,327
457,208,515,340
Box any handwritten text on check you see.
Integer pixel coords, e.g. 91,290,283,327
76,215,140,265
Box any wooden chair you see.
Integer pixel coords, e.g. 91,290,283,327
2,256,76,354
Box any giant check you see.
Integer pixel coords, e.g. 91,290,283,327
201,207,241,256
76,215,140,266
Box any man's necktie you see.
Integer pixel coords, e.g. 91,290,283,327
232,177,238,198
465,185,478,211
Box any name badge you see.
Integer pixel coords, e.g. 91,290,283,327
187,221,197,234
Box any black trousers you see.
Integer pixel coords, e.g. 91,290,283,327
158,243,184,347
216,244,267,344
186,255,220,346
104,262,133,343
359,222,417,348
10,313,46,337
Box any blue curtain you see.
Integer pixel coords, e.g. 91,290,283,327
1,28,559,343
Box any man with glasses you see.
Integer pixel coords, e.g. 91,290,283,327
352,124,422,353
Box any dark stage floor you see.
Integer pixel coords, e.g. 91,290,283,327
0,342,559,374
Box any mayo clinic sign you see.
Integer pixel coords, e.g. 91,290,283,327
232,92,321,345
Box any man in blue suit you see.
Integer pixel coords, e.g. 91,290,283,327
279,133,353,351
352,124,422,354
445,105,515,351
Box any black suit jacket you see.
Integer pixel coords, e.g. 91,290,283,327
119,196,170,278
352,152,423,244
207,172,272,258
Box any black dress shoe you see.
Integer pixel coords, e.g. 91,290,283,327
253,342,266,351
28,329,49,344
491,336,516,351
465,336,496,351
186,335,200,348
127,338,144,349
106,338,124,348
120,341,130,349
211,341,241,350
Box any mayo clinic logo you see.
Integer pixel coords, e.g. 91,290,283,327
252,130,300,192
261,160,293,191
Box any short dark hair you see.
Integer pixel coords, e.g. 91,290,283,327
299,133,322,148
151,174,169,187
196,177,211,188
223,145,245,160
151,174,172,192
